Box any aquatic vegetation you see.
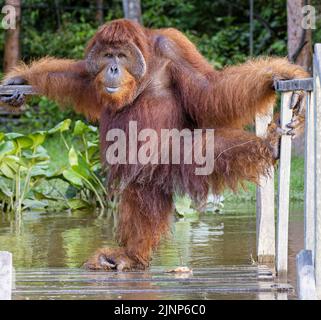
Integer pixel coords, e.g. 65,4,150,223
0,119,107,214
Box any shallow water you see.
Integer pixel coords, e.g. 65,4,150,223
0,203,304,299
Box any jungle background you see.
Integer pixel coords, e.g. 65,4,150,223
0,0,320,214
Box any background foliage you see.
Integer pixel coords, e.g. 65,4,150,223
1,0,320,130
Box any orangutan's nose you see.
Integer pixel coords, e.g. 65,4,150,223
108,65,119,76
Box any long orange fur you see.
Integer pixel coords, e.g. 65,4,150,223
3,19,309,270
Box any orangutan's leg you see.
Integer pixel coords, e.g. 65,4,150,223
84,185,173,271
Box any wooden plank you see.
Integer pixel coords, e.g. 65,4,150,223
276,92,293,276
14,270,270,276
296,250,317,300
14,277,273,284
14,265,272,273
275,78,314,92
11,266,292,300
314,43,321,299
255,108,275,265
13,267,273,284
13,281,292,295
13,286,290,296
0,251,13,300
12,292,266,300
14,282,275,290
14,273,273,281
0,85,35,95
304,91,315,255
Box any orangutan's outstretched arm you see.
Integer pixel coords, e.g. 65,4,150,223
2,58,102,121
156,30,309,128
210,58,308,127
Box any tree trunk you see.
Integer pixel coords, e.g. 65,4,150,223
122,0,142,24
96,0,104,25
287,0,312,72
287,0,312,155
3,0,21,73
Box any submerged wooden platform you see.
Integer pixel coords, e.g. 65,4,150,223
12,265,294,300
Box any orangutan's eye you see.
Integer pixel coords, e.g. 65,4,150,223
105,53,113,58
118,53,127,58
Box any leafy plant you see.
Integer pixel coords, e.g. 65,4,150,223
59,120,107,211
0,130,54,214
0,119,107,215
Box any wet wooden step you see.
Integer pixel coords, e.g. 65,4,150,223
12,265,293,300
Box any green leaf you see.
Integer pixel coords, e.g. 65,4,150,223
22,199,48,209
23,154,49,162
67,199,91,210
44,166,66,178
0,141,16,160
73,120,98,136
16,136,34,149
30,165,50,177
0,163,15,179
0,178,13,197
5,132,24,140
0,132,5,142
48,119,71,134
72,156,92,180
33,191,59,201
87,143,99,160
2,155,21,171
28,132,46,148
68,147,78,167
73,120,88,136
23,146,49,161
62,169,83,187
4,133,33,150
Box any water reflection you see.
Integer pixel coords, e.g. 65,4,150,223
0,203,303,299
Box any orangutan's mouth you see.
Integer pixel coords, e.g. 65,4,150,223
106,87,120,94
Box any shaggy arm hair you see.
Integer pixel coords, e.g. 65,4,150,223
156,28,308,128
3,58,102,121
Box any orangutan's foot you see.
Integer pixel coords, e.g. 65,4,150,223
287,90,306,139
83,247,147,271
267,120,283,160
267,91,306,160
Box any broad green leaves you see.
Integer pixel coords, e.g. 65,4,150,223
48,119,71,134
63,169,83,187
0,119,105,214
73,120,97,136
